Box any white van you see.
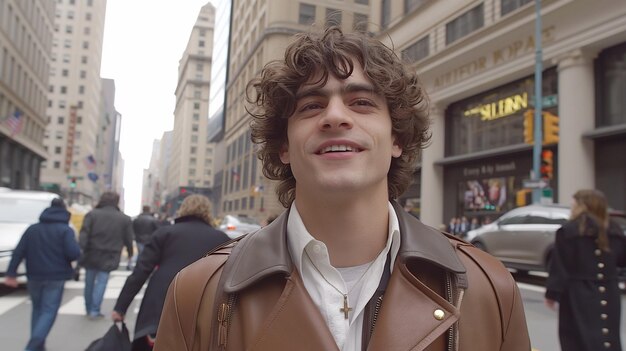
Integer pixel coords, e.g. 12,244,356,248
0,188,61,276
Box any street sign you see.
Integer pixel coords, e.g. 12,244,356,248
542,95,558,108
523,179,548,189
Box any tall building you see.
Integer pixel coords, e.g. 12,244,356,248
0,0,55,190
206,0,232,218
371,0,626,226
141,138,161,211
222,0,370,221
165,3,215,211
100,78,122,194
41,0,108,205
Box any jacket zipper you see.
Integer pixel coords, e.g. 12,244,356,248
217,294,236,350
445,273,456,351
369,294,384,336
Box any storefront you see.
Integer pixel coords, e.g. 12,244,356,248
440,68,559,223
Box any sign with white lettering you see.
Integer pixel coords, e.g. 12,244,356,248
522,179,548,189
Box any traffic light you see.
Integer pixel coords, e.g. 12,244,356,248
523,109,534,144
540,149,554,180
543,111,559,144
70,177,77,188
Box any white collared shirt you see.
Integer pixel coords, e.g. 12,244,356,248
287,202,400,351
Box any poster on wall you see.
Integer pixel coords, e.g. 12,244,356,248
462,177,513,213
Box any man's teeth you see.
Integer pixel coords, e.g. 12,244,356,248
321,145,354,153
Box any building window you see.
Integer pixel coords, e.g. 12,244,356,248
299,3,315,25
84,27,91,35
57,116,64,124
501,0,533,16
446,4,484,45
353,13,368,32
596,42,626,127
190,146,197,154
77,116,82,124
405,0,425,13
193,113,199,121
81,56,88,64
62,69,69,77
199,40,205,47
54,146,61,154
326,8,342,27
79,85,85,94
381,0,391,28
80,70,86,78
192,124,198,132
355,0,368,4
83,41,89,49
402,35,429,63
53,161,60,169
86,13,92,21
65,25,72,34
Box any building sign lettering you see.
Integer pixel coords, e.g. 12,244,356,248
464,93,528,121
433,26,556,90
463,161,516,178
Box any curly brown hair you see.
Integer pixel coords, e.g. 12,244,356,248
248,26,431,207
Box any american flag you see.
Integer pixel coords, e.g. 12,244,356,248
84,154,96,170
4,110,24,137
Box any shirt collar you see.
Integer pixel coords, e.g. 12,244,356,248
287,201,400,274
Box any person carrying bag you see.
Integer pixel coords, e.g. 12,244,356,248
85,321,131,351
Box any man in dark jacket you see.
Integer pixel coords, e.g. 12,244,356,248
130,205,159,269
79,191,134,320
4,198,81,351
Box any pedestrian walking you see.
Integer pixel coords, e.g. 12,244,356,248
111,195,229,350
155,26,529,350
545,189,626,351
130,205,159,269
79,191,134,320
4,198,81,351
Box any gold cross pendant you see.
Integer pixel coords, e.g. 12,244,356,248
340,294,352,319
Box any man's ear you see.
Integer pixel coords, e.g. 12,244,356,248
279,143,290,164
392,139,402,158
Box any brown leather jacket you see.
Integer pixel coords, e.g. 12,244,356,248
154,204,530,351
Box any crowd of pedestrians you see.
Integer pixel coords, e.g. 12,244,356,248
3,191,229,351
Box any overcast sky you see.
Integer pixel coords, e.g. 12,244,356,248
100,0,218,216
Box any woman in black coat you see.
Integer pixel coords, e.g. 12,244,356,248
111,194,230,350
545,189,626,351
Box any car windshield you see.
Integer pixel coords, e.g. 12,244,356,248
0,197,50,223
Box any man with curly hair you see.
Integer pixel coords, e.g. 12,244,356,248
155,27,530,351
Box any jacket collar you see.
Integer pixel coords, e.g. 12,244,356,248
223,201,466,293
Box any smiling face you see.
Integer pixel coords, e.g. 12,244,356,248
279,63,402,202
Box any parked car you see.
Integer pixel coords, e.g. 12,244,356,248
218,214,262,239
0,188,61,276
468,204,626,274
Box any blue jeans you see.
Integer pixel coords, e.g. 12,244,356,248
26,279,65,351
84,269,109,317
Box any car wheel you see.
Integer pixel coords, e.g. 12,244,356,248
472,241,487,252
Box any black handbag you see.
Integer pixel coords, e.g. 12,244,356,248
85,322,132,351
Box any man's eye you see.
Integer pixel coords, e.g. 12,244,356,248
299,102,322,111
353,98,374,107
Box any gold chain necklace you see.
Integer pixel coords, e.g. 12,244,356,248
304,249,376,319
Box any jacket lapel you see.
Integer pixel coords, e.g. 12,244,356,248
250,272,339,351
367,265,460,351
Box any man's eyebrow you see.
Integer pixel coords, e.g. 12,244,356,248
295,82,378,100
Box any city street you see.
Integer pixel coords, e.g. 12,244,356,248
1,270,625,350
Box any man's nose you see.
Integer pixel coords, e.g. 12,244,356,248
319,97,353,130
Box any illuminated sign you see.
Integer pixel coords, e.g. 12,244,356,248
464,93,528,121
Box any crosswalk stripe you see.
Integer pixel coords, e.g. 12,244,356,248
0,295,28,315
